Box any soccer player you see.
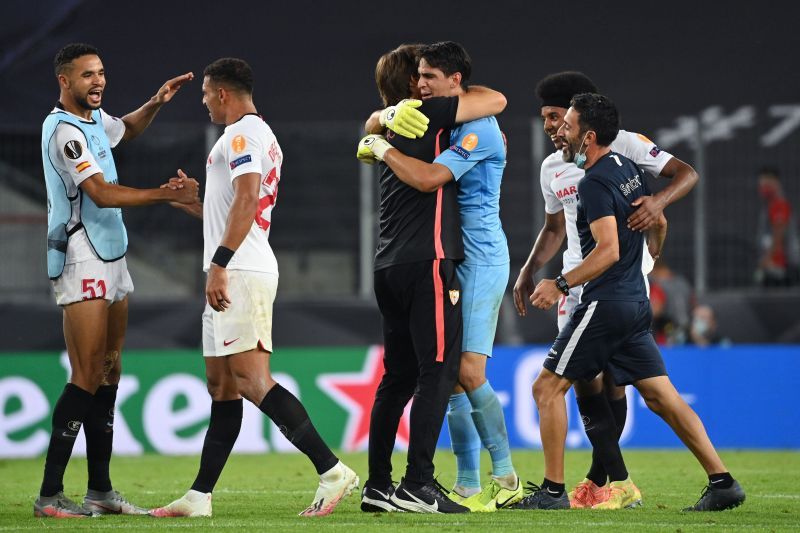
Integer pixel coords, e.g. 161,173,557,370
148,58,357,518
359,41,521,512
512,71,699,508
356,43,507,514
515,93,745,512
36,43,198,518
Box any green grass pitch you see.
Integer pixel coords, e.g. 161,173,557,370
1,450,798,531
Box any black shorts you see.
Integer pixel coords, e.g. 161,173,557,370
543,299,666,385
374,259,462,370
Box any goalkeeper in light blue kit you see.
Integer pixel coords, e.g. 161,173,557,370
359,41,520,511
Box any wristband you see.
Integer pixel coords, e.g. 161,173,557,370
554,275,570,296
212,246,235,268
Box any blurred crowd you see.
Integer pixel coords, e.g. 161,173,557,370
755,166,800,287
649,261,730,347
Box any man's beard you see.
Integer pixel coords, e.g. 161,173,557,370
75,93,101,111
560,141,575,163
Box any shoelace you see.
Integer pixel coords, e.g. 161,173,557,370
692,484,711,506
431,477,452,497
522,481,543,495
574,482,593,504
485,480,502,498
56,495,86,513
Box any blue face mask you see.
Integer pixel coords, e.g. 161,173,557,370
574,132,590,169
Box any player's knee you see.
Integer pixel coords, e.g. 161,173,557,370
234,374,274,405
206,376,236,401
640,389,667,415
532,374,555,407
458,366,485,392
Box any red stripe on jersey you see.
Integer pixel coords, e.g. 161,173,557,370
433,128,445,259
432,259,445,362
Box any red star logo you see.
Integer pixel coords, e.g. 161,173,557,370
318,346,411,451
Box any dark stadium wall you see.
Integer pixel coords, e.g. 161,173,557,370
1,0,797,126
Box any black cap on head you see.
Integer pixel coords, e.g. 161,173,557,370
536,71,598,109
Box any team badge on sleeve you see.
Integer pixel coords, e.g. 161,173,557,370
64,140,83,160
461,133,479,151
649,145,662,157
230,154,252,170
231,135,247,153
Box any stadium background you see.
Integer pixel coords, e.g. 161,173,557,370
1,0,799,456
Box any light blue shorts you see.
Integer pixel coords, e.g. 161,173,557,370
457,262,509,357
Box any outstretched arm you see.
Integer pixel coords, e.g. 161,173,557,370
80,171,198,207
628,156,698,231
121,72,194,141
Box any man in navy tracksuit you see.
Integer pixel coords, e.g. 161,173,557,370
514,93,745,513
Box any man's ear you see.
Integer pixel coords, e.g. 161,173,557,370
450,72,462,88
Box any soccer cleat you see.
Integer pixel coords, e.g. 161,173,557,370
149,489,212,517
389,478,470,513
33,492,93,518
447,490,467,504
569,478,611,509
510,482,570,510
361,482,400,512
299,461,359,517
682,480,745,511
460,477,524,512
592,478,642,510
83,489,148,515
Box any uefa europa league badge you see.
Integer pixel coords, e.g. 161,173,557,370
449,289,460,305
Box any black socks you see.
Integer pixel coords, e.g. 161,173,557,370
85,384,117,492
709,472,735,489
578,392,628,484
258,384,338,475
542,478,565,497
191,399,243,493
40,384,94,497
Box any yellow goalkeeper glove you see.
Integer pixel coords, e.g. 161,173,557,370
379,99,429,139
357,134,393,164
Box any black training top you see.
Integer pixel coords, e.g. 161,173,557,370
374,96,464,270
577,151,651,301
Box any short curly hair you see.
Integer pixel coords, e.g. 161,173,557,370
536,71,597,109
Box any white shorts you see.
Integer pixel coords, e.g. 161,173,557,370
556,285,583,332
202,270,277,357
51,258,134,306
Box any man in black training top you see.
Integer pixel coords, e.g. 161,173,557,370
356,43,506,513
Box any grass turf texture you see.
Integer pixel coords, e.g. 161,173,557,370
2,450,797,531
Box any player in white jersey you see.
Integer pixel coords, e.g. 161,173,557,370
150,58,357,519
512,72,699,509
35,43,197,519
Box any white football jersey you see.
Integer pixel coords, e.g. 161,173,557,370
540,129,672,273
203,114,281,275
47,107,126,264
